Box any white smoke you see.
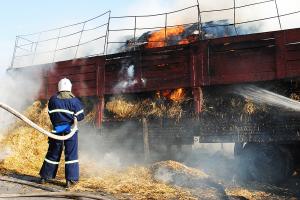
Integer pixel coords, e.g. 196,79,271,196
78,122,144,171
0,67,42,134
113,64,139,93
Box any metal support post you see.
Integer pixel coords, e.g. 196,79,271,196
104,11,111,55
10,36,19,68
193,87,203,114
52,28,62,62
75,23,86,58
196,0,204,40
96,96,105,129
274,0,282,30
142,118,150,162
233,0,238,35
164,13,168,47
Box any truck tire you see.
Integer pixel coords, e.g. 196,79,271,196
235,143,294,184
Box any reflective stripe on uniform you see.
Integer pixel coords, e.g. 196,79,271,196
75,109,84,116
48,109,74,115
65,160,79,164
45,158,59,165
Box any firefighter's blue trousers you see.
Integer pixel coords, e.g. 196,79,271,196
39,130,79,181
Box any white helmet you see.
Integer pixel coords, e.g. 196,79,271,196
58,78,72,92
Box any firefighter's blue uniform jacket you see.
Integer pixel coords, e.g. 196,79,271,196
39,93,84,181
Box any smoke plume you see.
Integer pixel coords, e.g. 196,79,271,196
0,67,42,134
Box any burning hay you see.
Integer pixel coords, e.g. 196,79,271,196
146,25,186,48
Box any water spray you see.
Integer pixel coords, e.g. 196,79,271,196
233,85,300,111
0,102,77,141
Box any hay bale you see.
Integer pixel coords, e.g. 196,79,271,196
151,161,228,200
105,96,185,120
106,96,138,118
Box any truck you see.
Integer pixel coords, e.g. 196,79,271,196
9,3,300,184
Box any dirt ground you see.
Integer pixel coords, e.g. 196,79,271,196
0,146,299,200
0,176,63,200
0,174,115,200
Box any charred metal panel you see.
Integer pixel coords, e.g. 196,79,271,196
104,46,191,94
140,47,190,91
285,28,300,44
275,32,287,79
286,39,300,78
208,35,276,85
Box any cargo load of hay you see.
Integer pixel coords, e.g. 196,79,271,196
105,96,185,120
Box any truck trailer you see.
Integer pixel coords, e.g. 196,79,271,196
8,3,300,184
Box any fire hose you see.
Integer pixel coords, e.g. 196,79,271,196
0,192,110,199
0,177,113,200
0,102,78,140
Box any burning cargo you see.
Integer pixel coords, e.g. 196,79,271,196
122,19,237,51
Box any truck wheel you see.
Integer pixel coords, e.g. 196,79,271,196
236,143,294,183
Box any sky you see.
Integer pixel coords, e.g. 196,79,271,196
1,0,300,68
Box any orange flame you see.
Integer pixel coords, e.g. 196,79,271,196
156,88,185,102
170,88,185,102
146,25,185,48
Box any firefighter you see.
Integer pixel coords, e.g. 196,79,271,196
39,78,84,188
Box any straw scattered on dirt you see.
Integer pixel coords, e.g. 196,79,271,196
226,187,272,200
75,166,196,200
0,101,196,200
0,100,291,200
